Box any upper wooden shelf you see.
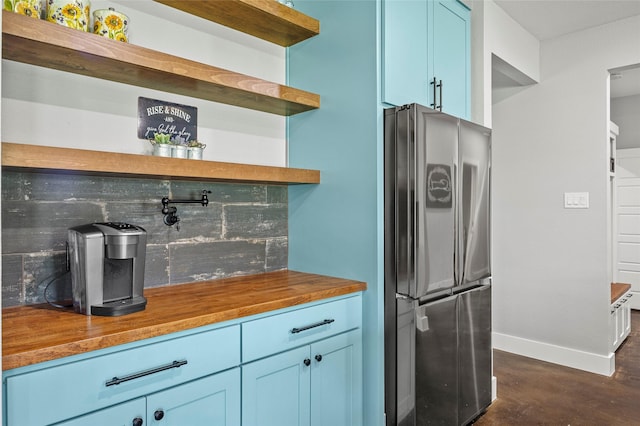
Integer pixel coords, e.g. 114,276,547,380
154,0,320,47
1,143,320,185
1,11,319,116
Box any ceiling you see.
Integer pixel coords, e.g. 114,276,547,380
493,0,640,41
492,0,640,98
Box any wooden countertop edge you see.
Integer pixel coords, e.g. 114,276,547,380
611,282,632,304
2,271,366,371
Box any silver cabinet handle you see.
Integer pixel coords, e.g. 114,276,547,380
291,319,335,334
106,360,188,386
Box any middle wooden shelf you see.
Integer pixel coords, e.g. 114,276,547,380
2,143,320,185
1,10,320,116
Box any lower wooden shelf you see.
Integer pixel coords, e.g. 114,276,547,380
1,142,320,185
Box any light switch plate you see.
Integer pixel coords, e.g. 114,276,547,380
564,192,589,209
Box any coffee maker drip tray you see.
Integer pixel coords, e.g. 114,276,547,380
91,296,147,317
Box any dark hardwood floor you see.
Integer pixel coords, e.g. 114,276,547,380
473,310,640,425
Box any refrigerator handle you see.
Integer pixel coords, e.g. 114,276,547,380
410,192,416,288
438,79,443,111
454,152,462,286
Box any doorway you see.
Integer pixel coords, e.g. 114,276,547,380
610,64,640,310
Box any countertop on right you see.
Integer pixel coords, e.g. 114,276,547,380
611,282,632,304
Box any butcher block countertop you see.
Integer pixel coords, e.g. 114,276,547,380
611,282,632,304
2,270,366,371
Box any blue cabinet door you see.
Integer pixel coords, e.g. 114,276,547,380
382,0,429,106
382,0,470,119
54,398,145,426
242,346,311,426
146,368,241,426
431,0,470,119
310,330,363,426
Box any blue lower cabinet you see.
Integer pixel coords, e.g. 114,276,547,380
4,296,363,426
54,398,145,426
310,330,362,426
242,330,362,426
5,325,240,426
146,368,241,426
242,345,311,426
55,369,240,426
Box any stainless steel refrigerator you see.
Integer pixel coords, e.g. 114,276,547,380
384,104,492,426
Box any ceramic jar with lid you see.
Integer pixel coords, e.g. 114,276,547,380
93,7,130,42
4,0,43,19
46,0,91,31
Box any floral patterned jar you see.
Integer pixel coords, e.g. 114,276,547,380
93,7,129,42
4,0,43,19
46,0,91,31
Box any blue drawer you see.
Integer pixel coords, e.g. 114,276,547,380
5,324,240,426
242,295,362,362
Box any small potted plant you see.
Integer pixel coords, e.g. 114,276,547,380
171,136,188,159
187,140,207,160
150,132,172,157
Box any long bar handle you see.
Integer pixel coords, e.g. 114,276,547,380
291,319,335,334
106,360,188,387
429,78,443,111
430,77,438,108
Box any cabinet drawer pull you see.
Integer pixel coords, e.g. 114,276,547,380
291,318,335,334
106,360,188,386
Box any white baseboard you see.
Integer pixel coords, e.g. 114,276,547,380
493,332,615,376
491,376,497,401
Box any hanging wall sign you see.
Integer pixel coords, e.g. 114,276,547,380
137,97,198,143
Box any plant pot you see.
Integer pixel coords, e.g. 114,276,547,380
172,145,188,159
153,144,172,157
188,146,204,160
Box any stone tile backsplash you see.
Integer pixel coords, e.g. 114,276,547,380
1,171,288,308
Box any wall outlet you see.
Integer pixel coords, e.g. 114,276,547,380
564,192,589,209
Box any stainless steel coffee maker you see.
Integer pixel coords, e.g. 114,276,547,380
68,222,147,316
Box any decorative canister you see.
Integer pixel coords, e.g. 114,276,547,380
153,144,172,157
93,7,129,42
187,146,204,160
46,0,91,31
4,0,43,19
172,145,188,159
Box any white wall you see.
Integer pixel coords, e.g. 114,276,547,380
492,14,640,375
470,0,539,127
1,0,288,166
612,94,640,149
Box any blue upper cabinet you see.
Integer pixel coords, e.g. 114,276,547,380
432,0,471,119
382,0,430,107
382,0,471,119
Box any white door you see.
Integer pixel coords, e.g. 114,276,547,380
615,148,640,309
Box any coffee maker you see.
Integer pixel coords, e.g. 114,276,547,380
68,222,147,316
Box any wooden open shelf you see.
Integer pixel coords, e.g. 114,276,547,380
154,0,319,47
1,143,320,185
1,11,320,116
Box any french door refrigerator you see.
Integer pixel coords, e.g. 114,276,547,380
384,104,492,426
